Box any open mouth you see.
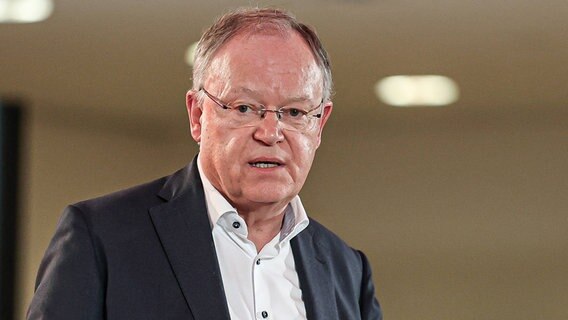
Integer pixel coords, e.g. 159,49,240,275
249,161,281,168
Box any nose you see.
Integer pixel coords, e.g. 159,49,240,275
253,110,284,145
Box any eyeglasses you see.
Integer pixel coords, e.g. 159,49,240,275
199,87,323,132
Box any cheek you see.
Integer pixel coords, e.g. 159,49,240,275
202,122,247,163
201,114,231,145
291,134,319,169
200,118,231,163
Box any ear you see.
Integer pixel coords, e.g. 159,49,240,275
315,101,333,148
186,90,203,143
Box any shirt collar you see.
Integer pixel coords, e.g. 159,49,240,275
197,154,309,241
197,154,237,227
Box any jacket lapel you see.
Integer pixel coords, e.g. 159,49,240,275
149,161,230,320
292,225,338,320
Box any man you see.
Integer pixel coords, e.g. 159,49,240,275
28,8,382,320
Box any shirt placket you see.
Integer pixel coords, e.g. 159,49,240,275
252,236,280,319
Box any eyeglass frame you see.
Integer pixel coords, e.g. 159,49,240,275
198,87,324,131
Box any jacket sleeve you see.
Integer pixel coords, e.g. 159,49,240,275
27,205,106,320
358,250,383,320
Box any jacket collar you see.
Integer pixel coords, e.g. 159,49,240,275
149,158,231,320
292,223,338,320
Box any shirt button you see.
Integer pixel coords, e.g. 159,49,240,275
261,311,268,318
232,221,240,229
256,259,261,265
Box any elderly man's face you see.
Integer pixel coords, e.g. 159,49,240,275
187,31,332,212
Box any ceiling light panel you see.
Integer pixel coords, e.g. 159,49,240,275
375,75,459,107
0,0,53,23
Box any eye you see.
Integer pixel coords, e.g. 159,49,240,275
287,108,306,117
236,104,253,113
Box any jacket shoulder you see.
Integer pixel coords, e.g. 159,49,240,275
73,175,168,214
305,218,359,254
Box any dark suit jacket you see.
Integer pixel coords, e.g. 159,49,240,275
28,159,382,320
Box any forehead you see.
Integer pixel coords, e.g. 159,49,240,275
206,30,323,100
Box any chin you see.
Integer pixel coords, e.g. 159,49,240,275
243,185,298,204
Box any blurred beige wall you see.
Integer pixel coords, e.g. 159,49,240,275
17,104,197,318
17,102,567,319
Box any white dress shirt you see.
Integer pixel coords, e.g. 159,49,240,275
197,157,309,320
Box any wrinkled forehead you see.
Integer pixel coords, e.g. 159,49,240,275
205,30,323,100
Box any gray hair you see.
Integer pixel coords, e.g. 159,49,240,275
192,7,333,102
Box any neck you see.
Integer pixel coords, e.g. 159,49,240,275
237,203,288,252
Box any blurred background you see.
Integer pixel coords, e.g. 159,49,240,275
1,0,567,319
